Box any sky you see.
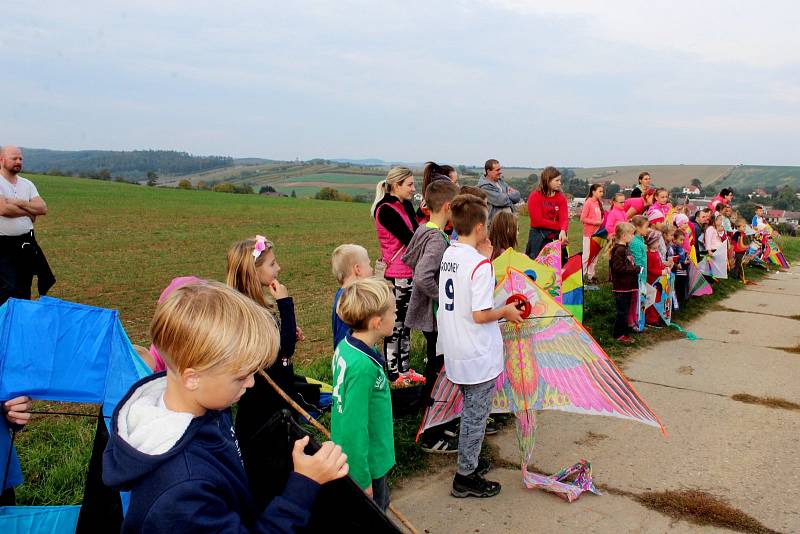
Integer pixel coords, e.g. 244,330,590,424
3,1,800,167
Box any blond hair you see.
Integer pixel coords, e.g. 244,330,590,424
331,244,369,285
607,222,635,256
371,166,414,217
226,236,276,313
336,277,394,332
150,281,279,374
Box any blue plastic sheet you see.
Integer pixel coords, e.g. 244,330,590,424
0,297,150,532
0,506,81,534
0,297,148,419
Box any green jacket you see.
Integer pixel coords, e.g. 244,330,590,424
330,335,395,488
630,234,648,270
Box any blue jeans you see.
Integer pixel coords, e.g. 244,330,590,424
371,476,390,511
456,379,496,475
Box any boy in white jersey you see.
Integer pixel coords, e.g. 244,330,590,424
437,194,523,498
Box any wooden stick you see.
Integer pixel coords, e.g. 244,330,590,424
258,370,419,534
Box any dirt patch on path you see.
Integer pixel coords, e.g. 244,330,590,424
634,490,782,534
731,393,800,411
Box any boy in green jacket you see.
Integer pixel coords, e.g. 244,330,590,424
331,277,396,511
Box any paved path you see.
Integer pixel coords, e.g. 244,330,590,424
393,268,800,533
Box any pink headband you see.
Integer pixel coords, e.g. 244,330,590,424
252,235,271,259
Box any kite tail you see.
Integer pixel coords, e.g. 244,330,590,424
523,460,603,502
514,409,537,472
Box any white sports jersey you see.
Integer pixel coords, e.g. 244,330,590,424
436,242,503,385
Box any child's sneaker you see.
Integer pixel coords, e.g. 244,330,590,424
616,335,635,345
474,457,491,476
420,433,458,454
404,368,426,384
484,417,499,435
451,472,501,498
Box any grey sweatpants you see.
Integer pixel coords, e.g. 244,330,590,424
456,378,496,475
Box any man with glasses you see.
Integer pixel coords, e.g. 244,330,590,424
477,159,521,226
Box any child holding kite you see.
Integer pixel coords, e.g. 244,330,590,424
669,230,690,310
645,230,672,327
580,184,605,284
103,282,348,532
730,219,750,281
331,278,397,510
608,222,639,344
438,193,523,498
629,215,649,330
331,244,374,350
402,179,460,451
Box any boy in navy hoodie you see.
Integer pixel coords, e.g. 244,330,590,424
103,282,349,533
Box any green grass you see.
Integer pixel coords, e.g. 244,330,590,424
13,174,799,505
274,172,384,185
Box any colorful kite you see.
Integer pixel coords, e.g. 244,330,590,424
650,273,675,325
584,227,608,277
763,235,790,269
492,248,559,299
636,269,648,331
699,241,729,279
688,262,713,297
534,240,562,274
561,254,584,323
418,268,666,501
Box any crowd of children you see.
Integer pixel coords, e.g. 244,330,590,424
87,166,786,532
599,183,770,344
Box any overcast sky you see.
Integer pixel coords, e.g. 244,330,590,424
4,1,800,166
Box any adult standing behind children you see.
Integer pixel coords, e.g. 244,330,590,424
371,167,419,383
525,166,568,260
0,145,54,304
438,194,524,498
630,171,651,198
580,184,605,283
477,159,521,227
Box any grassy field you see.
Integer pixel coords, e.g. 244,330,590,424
13,173,799,506
715,165,800,191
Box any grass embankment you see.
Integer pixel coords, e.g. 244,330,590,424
14,174,800,504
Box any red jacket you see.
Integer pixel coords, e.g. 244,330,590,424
527,191,568,231
646,249,665,284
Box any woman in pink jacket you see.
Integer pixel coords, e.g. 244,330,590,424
580,184,605,283
371,166,418,383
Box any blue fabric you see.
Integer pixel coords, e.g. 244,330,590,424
0,297,149,420
0,297,149,526
332,288,349,351
0,417,22,490
103,373,321,533
0,505,80,533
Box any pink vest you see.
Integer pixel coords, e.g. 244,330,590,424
375,201,414,279
604,205,628,235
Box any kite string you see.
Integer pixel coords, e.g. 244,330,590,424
257,370,419,534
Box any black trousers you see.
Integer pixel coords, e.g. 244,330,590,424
674,274,689,310
613,291,633,338
0,231,55,305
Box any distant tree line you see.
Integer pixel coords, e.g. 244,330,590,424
314,187,370,203
22,148,233,179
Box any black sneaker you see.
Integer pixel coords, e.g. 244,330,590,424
485,417,498,435
451,472,501,498
420,433,458,454
474,457,491,476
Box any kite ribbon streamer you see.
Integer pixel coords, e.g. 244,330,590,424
524,460,602,502
669,322,699,341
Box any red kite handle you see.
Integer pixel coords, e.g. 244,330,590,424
505,293,532,319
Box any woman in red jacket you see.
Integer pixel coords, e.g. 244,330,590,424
525,166,569,260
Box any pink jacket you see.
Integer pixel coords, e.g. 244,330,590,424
623,197,646,216
580,198,604,237
604,205,628,235
705,226,723,252
375,201,414,279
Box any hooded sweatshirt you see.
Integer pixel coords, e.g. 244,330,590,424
103,373,320,533
402,222,450,332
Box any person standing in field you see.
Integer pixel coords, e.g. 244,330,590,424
477,159,521,227
580,184,605,284
0,146,54,305
630,171,651,198
371,167,422,384
525,166,568,261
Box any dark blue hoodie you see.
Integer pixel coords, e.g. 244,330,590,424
103,372,320,533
